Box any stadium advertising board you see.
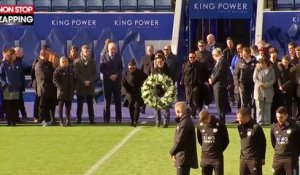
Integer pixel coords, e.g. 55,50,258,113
189,0,253,19
263,12,300,58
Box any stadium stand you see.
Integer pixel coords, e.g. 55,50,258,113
295,0,300,9
46,29,67,57
51,0,68,11
155,0,172,11
17,0,33,5
18,29,41,70
69,0,86,12
86,0,103,11
34,0,51,11
276,0,294,10
0,29,15,53
121,0,137,11
0,0,16,5
103,0,120,11
138,0,154,11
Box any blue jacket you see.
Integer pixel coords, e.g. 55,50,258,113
0,60,24,92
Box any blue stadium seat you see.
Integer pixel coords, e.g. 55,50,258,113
103,0,120,11
138,0,154,11
34,0,51,11
277,0,294,10
46,29,67,57
86,0,103,11
155,0,172,11
69,0,86,12
19,29,41,71
0,0,16,5
121,0,137,11
52,0,68,11
295,0,300,9
17,0,33,5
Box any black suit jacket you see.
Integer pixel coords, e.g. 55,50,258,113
210,57,229,88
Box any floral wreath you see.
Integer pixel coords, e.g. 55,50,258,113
141,74,177,110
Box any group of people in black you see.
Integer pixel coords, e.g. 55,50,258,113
170,103,300,175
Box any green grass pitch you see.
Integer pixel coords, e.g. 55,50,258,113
0,124,275,175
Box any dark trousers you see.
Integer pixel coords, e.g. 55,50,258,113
176,166,190,175
273,158,299,175
76,95,94,122
103,80,122,122
239,87,253,109
185,86,203,117
240,159,262,175
18,92,27,117
201,157,224,175
4,100,19,126
33,94,40,119
39,97,56,122
213,86,230,123
128,99,140,124
58,100,72,122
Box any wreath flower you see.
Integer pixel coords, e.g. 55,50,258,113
141,74,177,110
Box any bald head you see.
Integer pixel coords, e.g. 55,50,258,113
207,34,215,45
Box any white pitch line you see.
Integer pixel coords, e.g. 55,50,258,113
84,126,142,175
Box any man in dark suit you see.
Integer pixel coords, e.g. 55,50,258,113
170,101,198,175
209,48,230,123
163,45,178,83
100,42,123,123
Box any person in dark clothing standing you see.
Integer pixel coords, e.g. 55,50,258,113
100,42,123,124
195,40,215,74
35,48,57,126
14,47,27,120
170,101,198,175
0,49,24,126
122,59,147,127
181,52,209,118
163,45,179,83
197,110,229,175
223,37,236,66
152,55,172,127
74,45,97,124
237,107,266,175
209,48,230,123
271,106,300,175
234,47,257,109
53,57,74,127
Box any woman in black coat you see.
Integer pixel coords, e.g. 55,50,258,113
122,59,147,127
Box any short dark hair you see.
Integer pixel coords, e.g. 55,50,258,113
242,47,251,54
128,59,136,66
237,107,251,117
226,37,233,41
276,106,288,114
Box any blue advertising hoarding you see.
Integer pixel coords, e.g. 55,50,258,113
189,0,253,19
0,12,174,40
263,12,300,58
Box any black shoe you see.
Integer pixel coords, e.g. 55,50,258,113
116,120,121,124
90,121,95,124
76,118,82,124
133,122,137,127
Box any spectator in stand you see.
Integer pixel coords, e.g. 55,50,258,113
233,47,257,109
287,42,298,65
197,110,229,175
100,42,123,124
53,57,74,127
14,47,27,121
74,45,97,124
0,49,24,126
35,48,57,126
181,51,208,118
209,48,230,123
170,102,198,175
152,55,172,127
271,106,300,175
269,47,281,124
140,45,155,114
68,45,78,67
277,56,294,117
122,59,147,127
206,34,223,52
163,45,178,84
223,37,236,66
253,56,275,125
250,45,260,60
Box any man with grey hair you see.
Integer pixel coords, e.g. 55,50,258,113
74,44,97,124
170,101,198,175
206,34,223,52
14,46,27,120
209,48,230,123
